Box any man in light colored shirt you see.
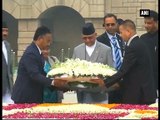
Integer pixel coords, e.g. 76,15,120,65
72,22,113,103
2,21,14,103
97,13,125,104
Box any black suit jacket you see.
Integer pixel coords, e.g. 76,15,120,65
140,31,158,90
97,32,125,56
11,42,52,103
105,36,157,104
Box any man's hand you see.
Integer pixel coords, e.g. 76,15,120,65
52,79,67,87
105,82,121,92
51,79,70,92
110,83,120,90
90,79,105,87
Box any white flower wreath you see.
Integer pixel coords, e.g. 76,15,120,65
47,58,116,78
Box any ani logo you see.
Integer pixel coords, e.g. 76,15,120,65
140,9,150,17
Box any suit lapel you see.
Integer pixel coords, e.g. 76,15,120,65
127,36,138,46
7,43,11,67
32,42,45,68
116,34,125,56
4,41,11,74
104,33,112,47
124,36,139,56
81,43,86,60
41,54,45,68
3,41,13,90
116,34,123,43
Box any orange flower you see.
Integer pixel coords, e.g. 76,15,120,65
96,104,120,109
134,110,157,114
34,103,70,107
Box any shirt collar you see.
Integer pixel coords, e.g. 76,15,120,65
35,43,42,55
2,41,5,46
86,40,97,49
127,34,138,46
106,32,117,40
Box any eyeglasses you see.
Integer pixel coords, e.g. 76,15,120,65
104,23,116,27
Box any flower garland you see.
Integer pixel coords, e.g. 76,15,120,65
47,58,116,78
3,103,158,119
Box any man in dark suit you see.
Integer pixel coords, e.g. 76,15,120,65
2,21,14,103
11,26,67,103
103,20,157,104
140,10,158,100
97,13,125,103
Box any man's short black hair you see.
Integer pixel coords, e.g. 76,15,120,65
103,13,117,26
117,18,124,25
121,19,136,31
144,10,158,21
33,26,51,41
104,13,117,21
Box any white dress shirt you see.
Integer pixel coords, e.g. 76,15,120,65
2,40,14,104
85,40,97,56
35,43,42,55
2,41,8,64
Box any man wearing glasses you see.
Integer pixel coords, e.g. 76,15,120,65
97,13,125,104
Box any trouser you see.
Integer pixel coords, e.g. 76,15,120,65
3,89,14,104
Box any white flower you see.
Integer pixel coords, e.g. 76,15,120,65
47,58,116,78
24,104,110,114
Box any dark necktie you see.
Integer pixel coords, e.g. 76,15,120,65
112,36,122,70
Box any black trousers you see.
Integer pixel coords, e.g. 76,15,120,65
108,90,122,104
